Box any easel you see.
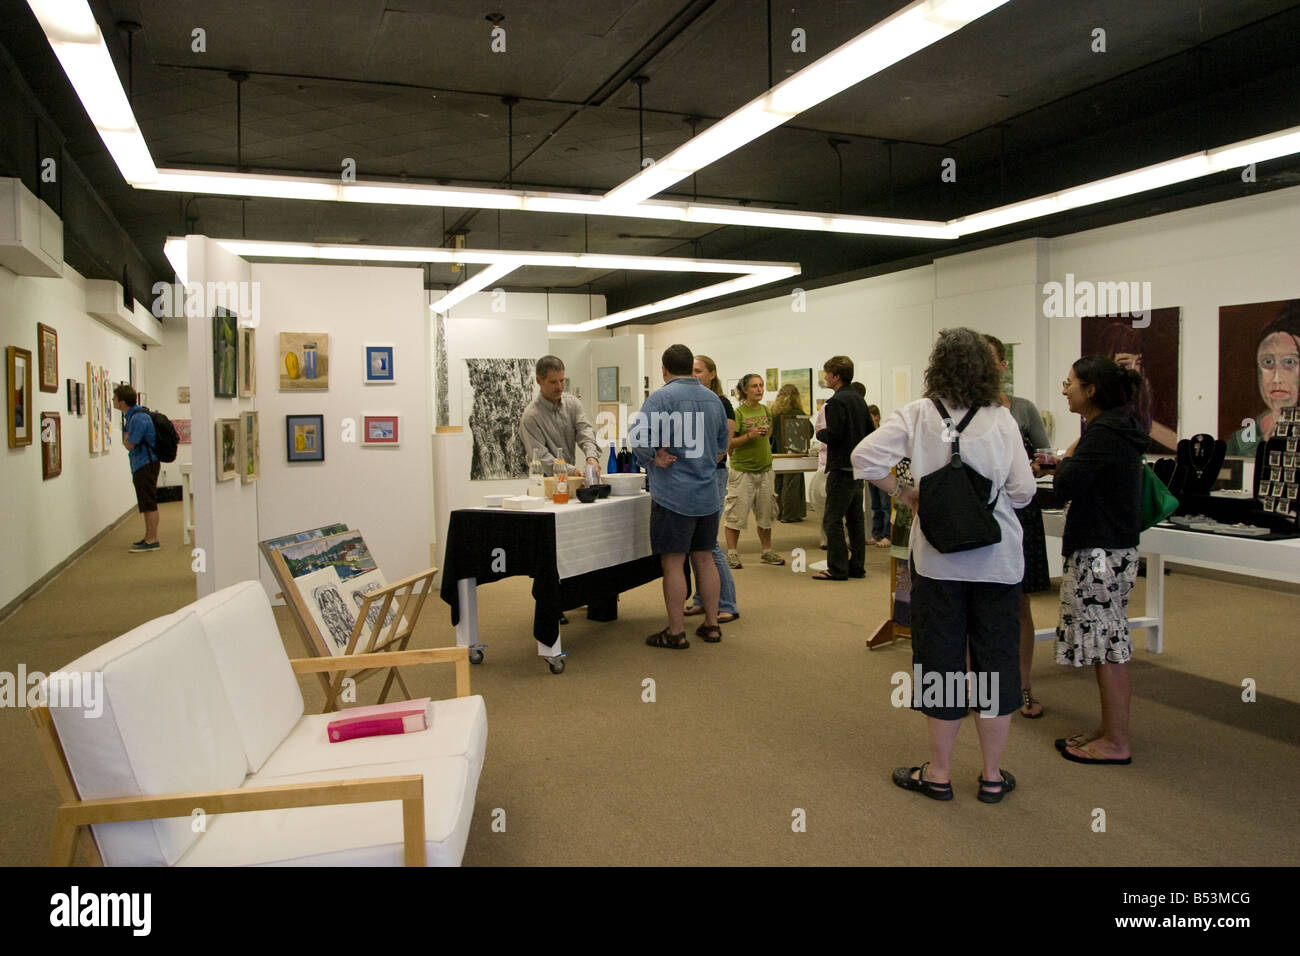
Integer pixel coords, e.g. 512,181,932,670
867,476,913,651
262,529,438,711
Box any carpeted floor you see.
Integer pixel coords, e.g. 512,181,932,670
2,501,1297,866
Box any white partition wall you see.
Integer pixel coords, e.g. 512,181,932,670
250,263,431,601
186,236,258,597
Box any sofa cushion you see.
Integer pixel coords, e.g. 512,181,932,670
174,756,473,867
48,611,248,866
189,581,304,772
257,695,487,790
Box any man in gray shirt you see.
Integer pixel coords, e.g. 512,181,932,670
520,355,601,475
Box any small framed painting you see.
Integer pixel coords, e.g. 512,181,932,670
7,346,33,447
41,411,61,479
66,378,76,413
213,309,238,398
86,362,100,453
597,366,619,402
239,410,260,483
279,332,329,390
362,413,399,447
128,355,136,389
37,324,58,392
75,381,85,416
215,418,239,481
286,414,325,462
174,418,192,444
239,327,256,398
178,385,190,404
101,366,112,450
364,344,395,384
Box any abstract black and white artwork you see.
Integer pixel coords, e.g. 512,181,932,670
434,313,450,428
464,357,536,479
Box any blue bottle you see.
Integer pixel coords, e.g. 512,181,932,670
607,442,618,476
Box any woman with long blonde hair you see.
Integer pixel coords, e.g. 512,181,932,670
769,384,807,522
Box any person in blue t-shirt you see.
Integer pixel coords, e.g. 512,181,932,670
112,384,161,552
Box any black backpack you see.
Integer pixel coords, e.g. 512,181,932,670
916,398,1001,553
135,407,179,463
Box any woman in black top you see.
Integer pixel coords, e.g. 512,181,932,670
1054,357,1148,765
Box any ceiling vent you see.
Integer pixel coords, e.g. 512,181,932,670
0,178,63,278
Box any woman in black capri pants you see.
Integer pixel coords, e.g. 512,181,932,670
852,328,1037,803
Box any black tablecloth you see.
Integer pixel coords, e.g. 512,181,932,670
439,508,663,647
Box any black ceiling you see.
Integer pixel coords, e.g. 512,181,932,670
2,0,1299,324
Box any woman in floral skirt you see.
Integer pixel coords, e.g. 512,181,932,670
1054,356,1148,765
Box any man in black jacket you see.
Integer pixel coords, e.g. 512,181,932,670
814,356,873,580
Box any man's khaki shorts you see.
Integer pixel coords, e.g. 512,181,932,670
724,468,776,531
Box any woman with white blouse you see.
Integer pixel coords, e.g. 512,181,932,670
852,328,1037,804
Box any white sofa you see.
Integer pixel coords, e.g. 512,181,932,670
34,580,487,866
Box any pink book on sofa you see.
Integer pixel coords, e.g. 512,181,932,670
327,698,433,743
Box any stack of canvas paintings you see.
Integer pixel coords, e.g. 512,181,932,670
273,531,406,656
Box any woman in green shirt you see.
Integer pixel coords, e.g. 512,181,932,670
724,374,785,567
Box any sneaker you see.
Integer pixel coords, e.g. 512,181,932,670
726,549,742,569
130,541,160,553
131,538,148,548
761,549,785,566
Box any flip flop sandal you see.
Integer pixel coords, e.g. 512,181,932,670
891,762,953,801
1019,689,1044,718
977,770,1017,804
811,571,848,581
1061,744,1131,766
696,623,722,643
717,612,739,623
646,627,689,650
683,605,705,616
1054,733,1095,752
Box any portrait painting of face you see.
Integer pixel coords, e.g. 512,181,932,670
1219,299,1300,455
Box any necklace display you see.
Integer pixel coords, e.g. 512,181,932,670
1170,434,1225,497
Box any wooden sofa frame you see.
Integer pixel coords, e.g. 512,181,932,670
29,645,471,867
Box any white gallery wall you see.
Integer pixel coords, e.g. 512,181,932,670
250,262,431,601
645,184,1300,456
149,317,192,488
0,263,140,612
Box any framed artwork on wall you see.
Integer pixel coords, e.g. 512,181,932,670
597,366,619,402
286,414,325,462
215,418,239,481
37,323,58,393
86,362,100,453
101,366,112,450
41,411,61,479
174,419,192,444
279,332,329,390
1082,308,1181,454
213,309,238,398
362,413,399,447
128,355,136,389
364,344,395,384
66,378,76,413
7,346,33,447
239,410,260,483
178,385,190,404
75,381,84,416
238,327,256,398
779,368,812,417
766,368,778,392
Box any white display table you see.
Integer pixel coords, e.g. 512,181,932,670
772,454,819,472
1041,509,1300,653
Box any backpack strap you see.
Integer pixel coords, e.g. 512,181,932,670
931,397,980,468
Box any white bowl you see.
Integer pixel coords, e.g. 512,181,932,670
604,473,646,496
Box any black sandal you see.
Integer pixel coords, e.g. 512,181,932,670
891,762,953,801
696,623,722,643
977,769,1017,804
646,627,689,650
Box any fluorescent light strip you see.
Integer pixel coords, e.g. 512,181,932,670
183,237,800,325
27,0,157,184
598,0,1010,208
429,262,519,314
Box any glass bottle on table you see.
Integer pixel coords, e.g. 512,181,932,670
553,456,569,503
607,441,618,477
529,448,544,497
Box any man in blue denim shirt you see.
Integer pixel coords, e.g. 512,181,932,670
631,344,731,649
111,384,161,552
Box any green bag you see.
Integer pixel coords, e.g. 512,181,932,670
1140,464,1179,530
